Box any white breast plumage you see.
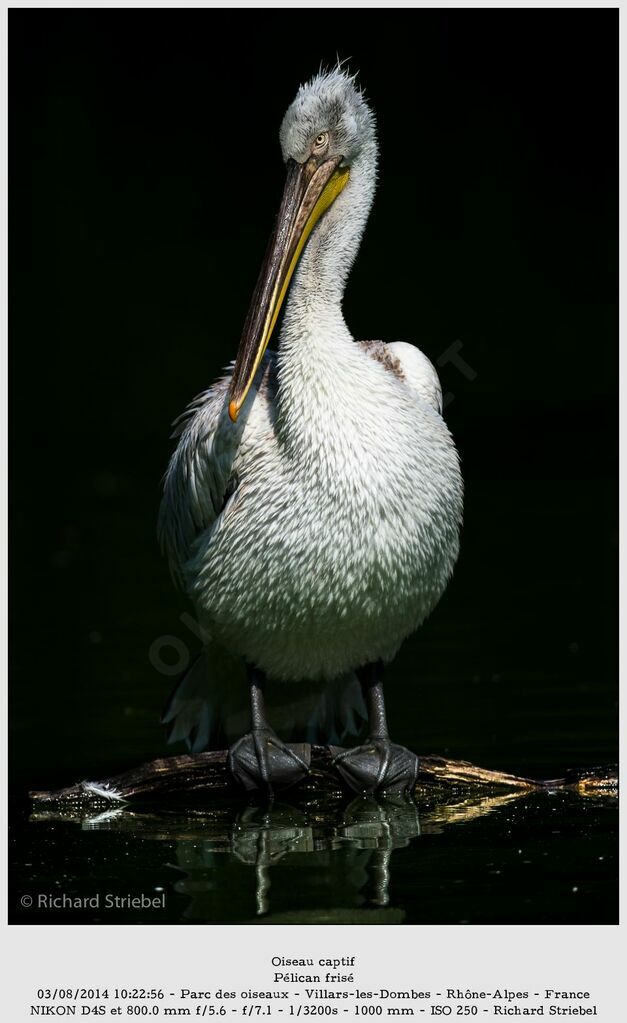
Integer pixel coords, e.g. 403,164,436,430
160,336,462,682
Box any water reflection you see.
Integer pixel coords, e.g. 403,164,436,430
173,798,421,918
29,790,527,922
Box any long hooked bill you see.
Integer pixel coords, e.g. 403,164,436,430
228,154,350,422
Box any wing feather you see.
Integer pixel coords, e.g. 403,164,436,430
158,353,278,588
158,373,238,586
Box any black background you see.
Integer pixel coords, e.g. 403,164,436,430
10,10,617,791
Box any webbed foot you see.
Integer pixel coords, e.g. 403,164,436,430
330,738,418,795
228,729,310,793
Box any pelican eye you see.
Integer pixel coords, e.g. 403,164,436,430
313,131,329,152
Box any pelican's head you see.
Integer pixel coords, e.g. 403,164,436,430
279,67,376,169
228,68,376,422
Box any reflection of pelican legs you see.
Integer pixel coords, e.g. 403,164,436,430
367,849,392,907
232,804,312,917
233,799,419,917
332,663,419,795
341,796,420,908
228,667,310,793
254,829,272,917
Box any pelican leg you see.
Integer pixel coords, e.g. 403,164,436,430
227,666,310,794
331,663,419,795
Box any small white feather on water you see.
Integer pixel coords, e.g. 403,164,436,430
80,781,126,802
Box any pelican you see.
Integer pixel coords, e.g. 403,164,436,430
158,67,463,795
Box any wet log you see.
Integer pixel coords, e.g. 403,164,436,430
29,746,617,808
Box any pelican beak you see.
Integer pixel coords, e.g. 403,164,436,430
228,154,350,422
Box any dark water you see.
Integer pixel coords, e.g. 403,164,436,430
11,788,617,925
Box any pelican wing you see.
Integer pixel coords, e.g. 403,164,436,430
359,340,443,414
158,373,238,586
158,354,278,587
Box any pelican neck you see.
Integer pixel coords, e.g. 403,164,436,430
276,145,377,383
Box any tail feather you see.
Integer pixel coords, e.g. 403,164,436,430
161,646,367,752
301,674,367,745
161,646,247,752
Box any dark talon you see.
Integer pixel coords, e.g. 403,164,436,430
331,739,418,795
228,729,310,793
